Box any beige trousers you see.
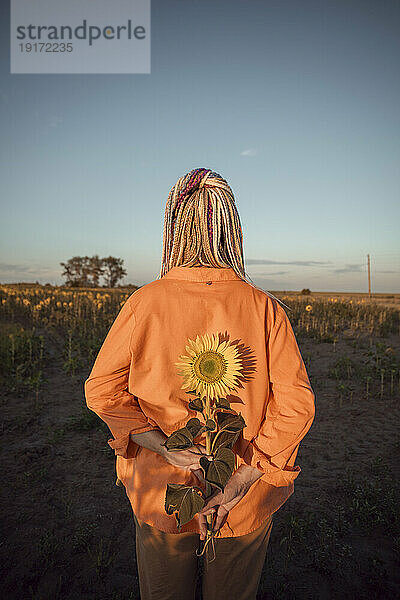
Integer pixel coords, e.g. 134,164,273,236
133,512,274,600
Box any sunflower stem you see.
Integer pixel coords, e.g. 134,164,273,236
204,395,213,550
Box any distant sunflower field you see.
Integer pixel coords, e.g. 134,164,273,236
1,284,399,403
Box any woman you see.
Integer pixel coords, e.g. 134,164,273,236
84,167,315,600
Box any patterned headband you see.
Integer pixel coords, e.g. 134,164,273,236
171,169,228,249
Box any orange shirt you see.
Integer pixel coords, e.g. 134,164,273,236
84,265,315,537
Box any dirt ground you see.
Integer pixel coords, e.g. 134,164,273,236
0,292,399,600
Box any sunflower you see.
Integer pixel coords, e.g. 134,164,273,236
305,304,312,312
175,333,243,403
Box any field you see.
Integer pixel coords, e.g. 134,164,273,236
1,283,399,600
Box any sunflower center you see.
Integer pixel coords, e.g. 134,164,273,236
193,350,226,383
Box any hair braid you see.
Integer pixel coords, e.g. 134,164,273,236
157,167,291,311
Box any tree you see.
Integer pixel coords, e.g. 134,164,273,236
102,256,127,288
60,255,127,287
88,254,105,287
60,256,90,287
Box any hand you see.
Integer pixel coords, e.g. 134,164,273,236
162,442,213,476
197,465,263,540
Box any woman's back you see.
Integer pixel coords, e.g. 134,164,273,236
85,264,315,538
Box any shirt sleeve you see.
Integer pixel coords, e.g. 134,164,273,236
84,296,160,459
244,303,315,487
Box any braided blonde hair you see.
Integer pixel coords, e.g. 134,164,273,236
157,167,291,311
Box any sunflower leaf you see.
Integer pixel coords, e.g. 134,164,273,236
214,407,237,416
211,429,241,453
199,456,210,471
215,411,246,433
215,397,231,409
205,419,216,431
186,417,205,438
164,483,205,530
188,397,204,412
161,426,194,451
202,447,236,492
193,425,208,438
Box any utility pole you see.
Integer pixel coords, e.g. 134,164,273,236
367,254,371,300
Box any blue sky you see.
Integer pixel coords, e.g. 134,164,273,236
1,0,399,292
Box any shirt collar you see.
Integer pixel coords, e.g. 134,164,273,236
161,265,243,282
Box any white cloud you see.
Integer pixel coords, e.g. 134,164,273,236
240,148,257,157
0,262,59,283
246,259,332,266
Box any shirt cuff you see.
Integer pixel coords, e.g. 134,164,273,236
107,425,160,459
244,442,301,487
